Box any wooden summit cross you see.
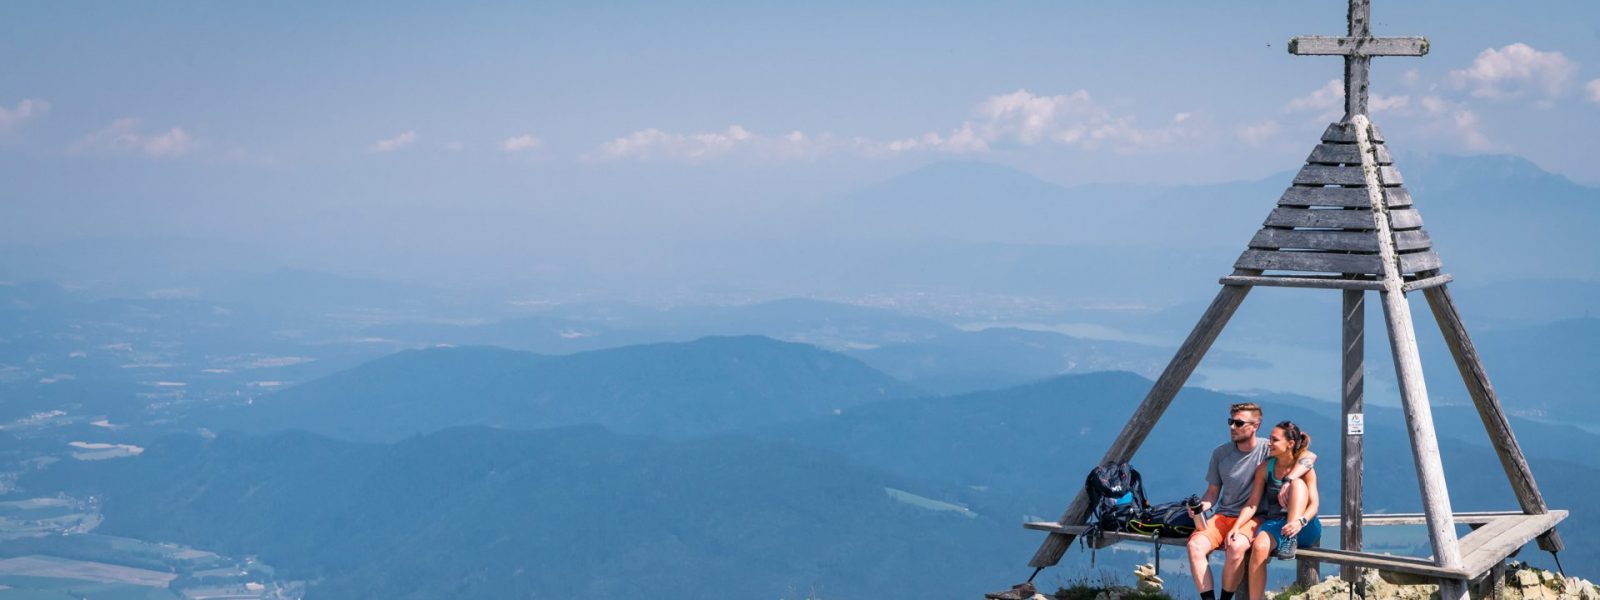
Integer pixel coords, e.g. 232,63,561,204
1021,2,1565,599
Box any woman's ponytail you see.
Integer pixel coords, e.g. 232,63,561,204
1275,420,1312,462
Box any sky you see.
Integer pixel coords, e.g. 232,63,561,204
2,0,1598,284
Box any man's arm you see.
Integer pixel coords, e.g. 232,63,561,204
1285,450,1317,480
1199,484,1220,509
1278,450,1318,505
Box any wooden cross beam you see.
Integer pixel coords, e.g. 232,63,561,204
1289,0,1428,120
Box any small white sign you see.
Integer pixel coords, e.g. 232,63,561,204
1347,413,1365,435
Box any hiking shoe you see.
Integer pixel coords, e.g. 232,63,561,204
1275,534,1298,560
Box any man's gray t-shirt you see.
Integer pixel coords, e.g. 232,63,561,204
1207,438,1269,517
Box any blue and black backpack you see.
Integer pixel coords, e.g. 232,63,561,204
1084,462,1147,536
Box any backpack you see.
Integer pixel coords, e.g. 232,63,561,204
1127,500,1197,537
1084,463,1147,534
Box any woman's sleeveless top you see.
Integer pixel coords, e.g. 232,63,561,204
1260,457,1289,520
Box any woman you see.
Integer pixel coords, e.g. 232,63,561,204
1226,420,1322,600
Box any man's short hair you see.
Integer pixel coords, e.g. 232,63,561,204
1230,402,1262,420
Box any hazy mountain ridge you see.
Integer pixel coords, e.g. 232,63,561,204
846,326,1270,394
227,335,921,441
25,372,1599,598
26,425,1024,600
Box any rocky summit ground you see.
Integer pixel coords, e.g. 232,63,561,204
1281,563,1599,600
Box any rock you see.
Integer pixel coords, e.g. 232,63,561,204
1522,569,1546,587
1133,563,1164,593
1289,565,1600,600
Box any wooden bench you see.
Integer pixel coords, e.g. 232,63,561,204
1025,509,1566,586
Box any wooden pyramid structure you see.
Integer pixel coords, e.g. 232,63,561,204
1021,2,1566,598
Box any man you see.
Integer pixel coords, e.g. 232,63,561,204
1185,402,1269,600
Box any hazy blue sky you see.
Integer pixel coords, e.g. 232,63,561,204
3,1,1597,283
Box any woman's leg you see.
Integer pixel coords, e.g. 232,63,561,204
1283,478,1310,526
1249,532,1274,600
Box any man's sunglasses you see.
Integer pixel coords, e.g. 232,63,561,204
1227,418,1257,428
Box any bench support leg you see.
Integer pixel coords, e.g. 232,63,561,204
1028,284,1251,568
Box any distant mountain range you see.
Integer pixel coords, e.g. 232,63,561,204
363,297,959,354
845,326,1267,395
31,371,1600,599
223,335,920,441
28,425,1027,600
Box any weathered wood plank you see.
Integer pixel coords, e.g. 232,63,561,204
1454,516,1522,559
1279,186,1411,208
1390,209,1423,229
1263,207,1376,229
1024,513,1562,582
1029,284,1251,568
1248,228,1429,252
1315,511,1530,527
1235,249,1382,274
1342,290,1365,584
1308,143,1393,165
1423,285,1564,553
1220,275,1383,291
1292,547,1468,580
1402,273,1453,292
1251,229,1377,252
1290,36,1429,56
1295,164,1404,186
1356,113,1465,577
1399,251,1442,274
1323,122,1385,143
1458,512,1568,578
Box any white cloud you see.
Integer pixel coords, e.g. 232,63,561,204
966,89,1195,152
1236,119,1280,145
1370,94,1411,113
369,131,417,153
586,89,1196,162
589,125,770,161
1587,79,1600,104
500,134,542,153
69,118,196,158
1449,43,1577,100
1285,79,1408,119
1287,80,1345,115
1409,95,1493,151
141,128,194,158
0,98,49,132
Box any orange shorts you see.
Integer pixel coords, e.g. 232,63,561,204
1190,514,1261,549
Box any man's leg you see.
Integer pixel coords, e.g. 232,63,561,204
1187,532,1220,597
1221,519,1259,599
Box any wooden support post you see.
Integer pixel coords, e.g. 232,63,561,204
1343,0,1372,120
1340,290,1365,584
1352,114,1466,600
1421,284,1564,552
1487,561,1507,599
1028,283,1252,568
1378,288,1468,599
1297,557,1321,589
